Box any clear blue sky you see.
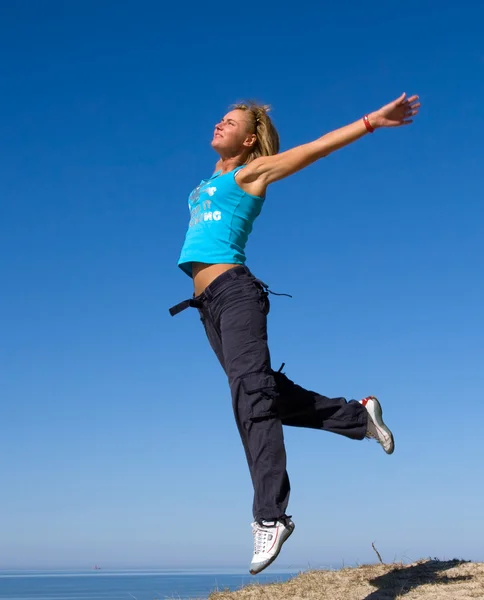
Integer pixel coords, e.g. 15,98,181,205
1,0,483,570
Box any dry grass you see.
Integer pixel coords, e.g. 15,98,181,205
208,559,484,599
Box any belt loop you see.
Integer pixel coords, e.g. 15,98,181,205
203,286,212,302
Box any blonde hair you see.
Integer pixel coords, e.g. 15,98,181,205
231,101,280,163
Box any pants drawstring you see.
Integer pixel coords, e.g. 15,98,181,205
254,278,293,299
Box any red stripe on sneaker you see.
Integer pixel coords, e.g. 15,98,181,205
268,527,279,553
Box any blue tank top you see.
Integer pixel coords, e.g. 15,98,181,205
177,166,265,277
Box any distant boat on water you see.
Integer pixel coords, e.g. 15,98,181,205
93,565,101,570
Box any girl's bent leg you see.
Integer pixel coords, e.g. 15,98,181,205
273,370,368,440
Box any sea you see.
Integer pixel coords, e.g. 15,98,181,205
0,568,302,600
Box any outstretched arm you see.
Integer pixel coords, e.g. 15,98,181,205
238,93,420,193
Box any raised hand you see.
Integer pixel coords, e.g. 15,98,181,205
370,93,421,129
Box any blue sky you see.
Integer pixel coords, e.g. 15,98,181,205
1,0,483,570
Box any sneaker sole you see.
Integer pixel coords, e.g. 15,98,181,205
369,396,395,455
249,524,294,575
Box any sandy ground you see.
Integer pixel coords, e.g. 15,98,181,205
208,559,484,600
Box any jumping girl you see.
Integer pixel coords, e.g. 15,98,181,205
170,92,420,574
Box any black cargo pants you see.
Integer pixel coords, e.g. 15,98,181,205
170,266,368,522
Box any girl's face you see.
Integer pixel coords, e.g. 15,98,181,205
211,109,256,157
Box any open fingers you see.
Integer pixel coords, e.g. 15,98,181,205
404,106,419,117
406,98,420,113
401,95,420,109
403,96,420,118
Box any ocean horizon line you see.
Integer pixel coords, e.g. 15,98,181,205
0,565,310,577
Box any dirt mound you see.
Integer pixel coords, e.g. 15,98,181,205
209,559,484,599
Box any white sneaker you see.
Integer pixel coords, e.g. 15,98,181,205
249,518,295,575
360,396,395,455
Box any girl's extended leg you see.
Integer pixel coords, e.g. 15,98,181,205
203,269,289,523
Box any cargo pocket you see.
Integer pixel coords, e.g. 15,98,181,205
241,371,278,421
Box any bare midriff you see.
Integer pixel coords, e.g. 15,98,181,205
192,262,239,296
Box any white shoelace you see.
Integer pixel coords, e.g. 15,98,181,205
252,523,273,555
